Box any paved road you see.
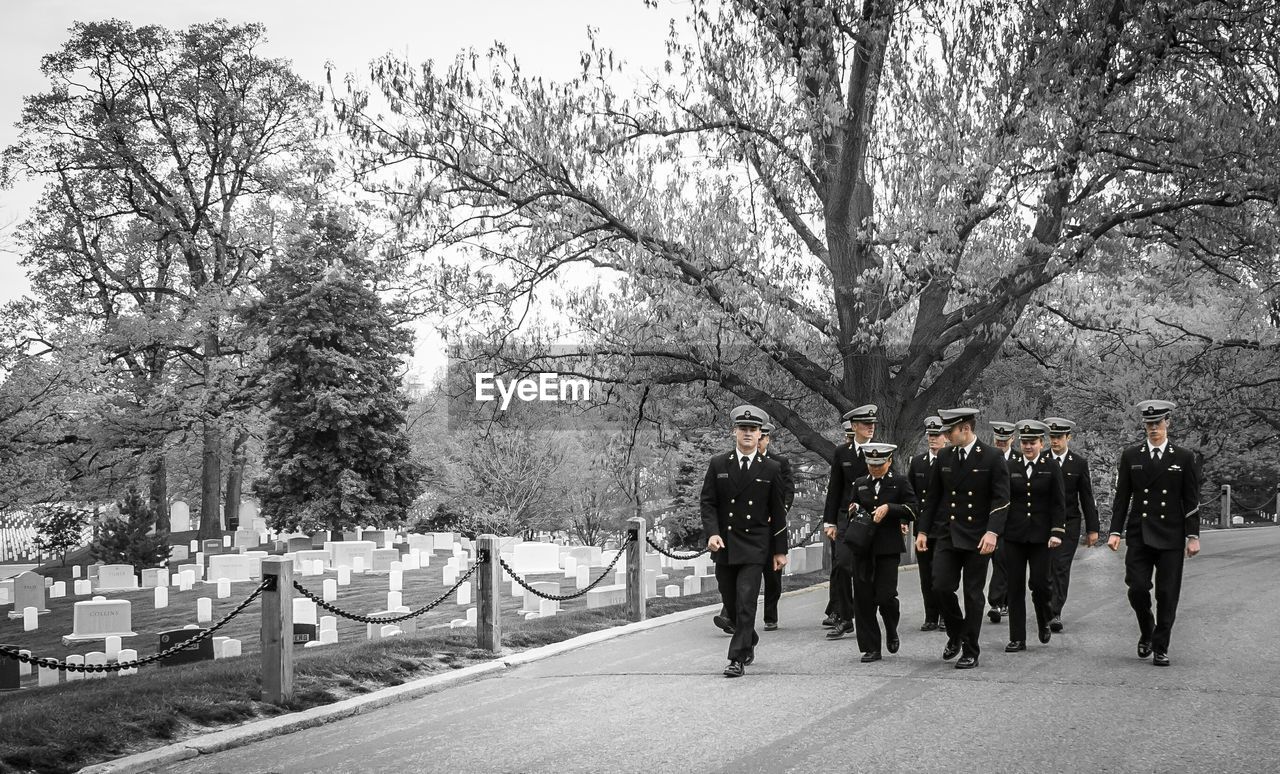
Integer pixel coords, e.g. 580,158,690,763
161,528,1280,774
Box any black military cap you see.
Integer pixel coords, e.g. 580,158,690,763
842,419,855,433
1044,417,1075,435
1016,419,1049,439
731,404,768,427
924,415,944,435
760,421,776,436
861,443,896,463
1136,399,1176,423
989,421,1015,438
938,408,980,429
842,404,878,423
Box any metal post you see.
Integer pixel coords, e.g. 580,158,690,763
626,517,646,623
1274,488,1279,523
261,557,294,705
477,534,501,652
1220,485,1231,529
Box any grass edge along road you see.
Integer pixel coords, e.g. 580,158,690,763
0,571,829,774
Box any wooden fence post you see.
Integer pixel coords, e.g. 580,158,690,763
627,517,646,623
261,557,293,705
1220,484,1231,529
477,534,501,652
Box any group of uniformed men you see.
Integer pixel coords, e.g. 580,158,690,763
700,400,1201,677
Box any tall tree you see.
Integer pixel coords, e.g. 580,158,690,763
254,211,424,536
334,0,1279,460
2,20,321,537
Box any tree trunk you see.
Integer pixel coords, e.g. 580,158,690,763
149,454,169,533
198,420,223,540
223,430,248,531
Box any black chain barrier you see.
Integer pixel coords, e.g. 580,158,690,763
646,521,824,560
292,560,481,624
500,533,634,602
0,578,269,674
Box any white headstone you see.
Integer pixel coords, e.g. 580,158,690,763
387,590,403,610
562,555,578,578
293,598,317,626
664,584,680,598
805,543,825,572
682,575,702,596
118,648,139,675
63,598,136,643
586,583,628,609
442,565,458,585
371,548,399,573
522,582,560,614
233,529,260,549
337,566,352,586
457,581,472,605
170,545,190,562
85,651,108,679
575,566,590,590
323,579,338,602
327,541,375,573
141,568,165,588
65,654,85,682
511,542,562,574
154,586,168,609
352,555,366,574
170,501,191,532
38,662,60,686
72,565,82,579
74,579,93,596
23,606,39,631
216,578,231,599
50,581,66,598
196,597,212,622
389,569,403,592
105,635,122,661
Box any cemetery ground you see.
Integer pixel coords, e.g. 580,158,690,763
0,541,829,774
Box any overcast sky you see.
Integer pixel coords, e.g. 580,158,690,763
0,0,678,308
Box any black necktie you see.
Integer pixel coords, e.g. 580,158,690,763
957,448,966,464
1152,448,1162,462
740,456,749,472
1025,463,1033,478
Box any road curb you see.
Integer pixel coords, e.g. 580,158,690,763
77,584,830,774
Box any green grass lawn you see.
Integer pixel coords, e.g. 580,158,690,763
0,550,828,774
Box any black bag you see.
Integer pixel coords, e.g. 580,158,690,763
843,505,875,554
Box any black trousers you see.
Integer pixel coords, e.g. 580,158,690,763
830,560,855,623
715,562,764,662
763,564,783,624
825,536,838,616
852,552,901,653
987,536,1008,608
1124,542,1186,653
916,544,940,624
1003,540,1052,643
932,542,991,657
1049,520,1082,617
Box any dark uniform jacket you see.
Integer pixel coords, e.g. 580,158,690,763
1005,452,1068,544
759,450,795,514
700,451,789,565
1111,441,1200,551
919,441,1011,551
823,443,870,526
844,471,917,556
1055,451,1101,534
908,452,938,537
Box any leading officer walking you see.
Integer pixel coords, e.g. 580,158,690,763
822,405,877,639
1107,400,1201,667
916,408,1011,669
701,405,789,677
1044,417,1100,632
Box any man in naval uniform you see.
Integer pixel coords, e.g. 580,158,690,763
822,404,877,639
908,416,947,631
916,408,1011,669
701,405,789,677
986,421,1016,624
757,421,795,630
1044,417,1100,632
1107,400,1201,667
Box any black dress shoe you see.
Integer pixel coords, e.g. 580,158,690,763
942,639,961,660
826,620,854,639
1038,626,1052,644
955,654,979,669
938,620,947,632
1005,640,1026,652
763,621,778,631
988,608,1002,623
1049,616,1064,633
743,653,755,666
1137,639,1153,659
723,660,745,677
886,635,900,654
713,615,735,634
920,621,939,632
860,651,882,662
821,614,838,628
1153,652,1170,667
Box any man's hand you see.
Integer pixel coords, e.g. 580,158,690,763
978,531,998,555
1085,531,1099,547
1107,534,1122,551
824,525,837,541
1048,536,1062,549
914,533,928,553
707,535,725,552
1186,537,1200,557
872,504,889,523
773,553,788,571
900,523,910,535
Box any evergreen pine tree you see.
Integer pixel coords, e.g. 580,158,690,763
91,489,171,569
254,210,424,536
